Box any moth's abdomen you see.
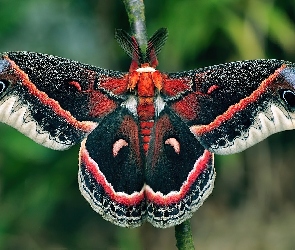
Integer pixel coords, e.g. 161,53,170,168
137,100,155,153
134,71,159,153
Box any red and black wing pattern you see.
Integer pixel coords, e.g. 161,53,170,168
145,107,214,228
0,51,127,149
0,51,148,227
165,59,295,155
144,59,295,227
78,107,146,227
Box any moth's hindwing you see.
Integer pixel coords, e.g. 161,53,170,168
145,107,215,228
78,108,146,227
167,60,295,155
0,52,127,150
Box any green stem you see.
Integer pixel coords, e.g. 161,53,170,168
175,220,195,250
122,0,148,53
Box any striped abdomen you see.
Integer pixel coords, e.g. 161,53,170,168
136,71,157,153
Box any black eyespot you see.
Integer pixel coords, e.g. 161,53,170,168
281,90,295,107
0,80,9,94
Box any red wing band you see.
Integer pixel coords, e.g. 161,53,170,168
0,57,97,150
191,66,295,154
79,139,146,227
146,150,215,228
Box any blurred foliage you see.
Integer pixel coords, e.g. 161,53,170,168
0,0,295,249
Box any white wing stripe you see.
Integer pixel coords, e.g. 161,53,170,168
214,104,295,154
0,96,68,150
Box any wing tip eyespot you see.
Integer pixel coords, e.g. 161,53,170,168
0,80,9,94
280,89,295,108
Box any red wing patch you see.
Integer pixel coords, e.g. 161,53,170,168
99,76,129,95
171,92,198,121
89,90,117,118
162,76,191,97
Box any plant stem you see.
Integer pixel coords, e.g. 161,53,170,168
122,0,148,53
175,220,195,250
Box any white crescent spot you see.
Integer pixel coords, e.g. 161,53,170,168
113,139,128,156
165,137,180,154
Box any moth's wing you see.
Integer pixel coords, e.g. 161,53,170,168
78,107,146,228
0,52,147,227
165,59,295,154
145,107,215,228
145,60,295,227
0,51,128,150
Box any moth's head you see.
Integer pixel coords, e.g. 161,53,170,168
115,28,168,72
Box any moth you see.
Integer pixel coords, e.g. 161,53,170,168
0,28,295,228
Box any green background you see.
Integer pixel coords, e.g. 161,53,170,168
0,0,295,249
